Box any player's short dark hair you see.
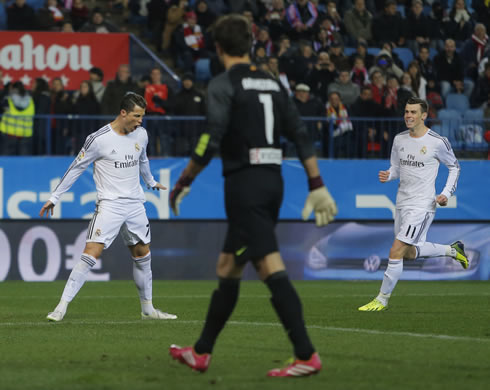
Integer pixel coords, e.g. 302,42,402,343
213,14,252,57
406,97,428,113
120,92,146,112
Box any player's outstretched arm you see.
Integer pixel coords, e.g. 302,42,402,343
39,201,55,218
147,182,167,191
300,156,338,227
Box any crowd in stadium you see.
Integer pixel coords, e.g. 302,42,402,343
1,0,490,158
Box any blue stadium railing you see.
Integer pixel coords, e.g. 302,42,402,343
0,114,488,158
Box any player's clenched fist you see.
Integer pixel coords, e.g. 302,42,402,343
379,170,390,183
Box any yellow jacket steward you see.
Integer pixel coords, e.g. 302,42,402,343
0,97,35,137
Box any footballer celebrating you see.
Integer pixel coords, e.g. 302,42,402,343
359,97,469,312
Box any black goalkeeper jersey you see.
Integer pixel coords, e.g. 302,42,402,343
191,63,315,176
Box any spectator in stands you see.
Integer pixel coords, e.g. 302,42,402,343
350,85,388,158
416,45,437,86
328,40,350,70
372,0,405,48
471,62,490,109
325,1,345,37
144,66,173,156
370,70,387,106
407,60,426,100
473,0,490,28
343,0,373,46
434,38,473,99
0,81,35,155
445,0,473,46
32,78,51,155
61,20,74,32
70,0,90,31
326,91,354,157
264,0,288,41
351,56,370,88
306,51,337,104
162,0,188,52
291,41,317,84
169,72,204,155
312,26,331,54
101,64,141,116
276,34,296,80
173,10,206,72
398,71,416,113
349,39,374,69
7,0,37,31
292,83,324,155
328,69,360,109
369,46,403,81
427,1,446,51
383,74,399,116
204,0,227,15
254,26,274,56
147,0,170,52
461,23,488,83
50,77,73,155
267,55,292,95
71,80,101,151
405,0,431,56
87,67,105,104
37,0,66,31
285,0,318,41
80,8,120,33
195,0,217,32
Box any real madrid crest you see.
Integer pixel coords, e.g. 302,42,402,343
420,146,427,154
135,143,140,151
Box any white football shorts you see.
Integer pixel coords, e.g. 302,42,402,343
86,199,151,248
394,208,435,246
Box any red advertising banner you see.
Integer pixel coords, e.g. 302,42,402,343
0,32,129,90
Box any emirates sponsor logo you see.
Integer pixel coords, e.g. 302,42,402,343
0,34,93,72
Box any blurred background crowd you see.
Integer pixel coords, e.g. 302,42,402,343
1,0,490,158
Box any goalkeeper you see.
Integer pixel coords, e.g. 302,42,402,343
168,14,337,377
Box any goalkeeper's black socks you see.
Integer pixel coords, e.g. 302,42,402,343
265,271,315,361
194,277,240,354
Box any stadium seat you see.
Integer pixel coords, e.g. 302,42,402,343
445,93,470,114
437,109,463,147
392,47,413,70
344,47,356,56
367,47,381,57
194,58,212,82
429,47,438,60
463,109,484,127
0,4,6,30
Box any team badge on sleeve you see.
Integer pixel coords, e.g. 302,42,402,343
77,150,85,161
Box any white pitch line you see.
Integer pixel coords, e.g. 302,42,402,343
0,292,489,299
0,319,488,344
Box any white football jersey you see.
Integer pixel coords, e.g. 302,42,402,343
387,129,460,211
49,124,157,205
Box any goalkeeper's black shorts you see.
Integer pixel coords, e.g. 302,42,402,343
223,166,283,265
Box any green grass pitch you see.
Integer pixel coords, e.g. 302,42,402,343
1,280,489,390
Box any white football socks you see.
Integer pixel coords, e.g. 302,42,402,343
56,254,97,313
417,242,453,258
377,258,403,306
133,252,154,315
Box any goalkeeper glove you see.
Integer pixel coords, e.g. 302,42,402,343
301,176,338,227
169,174,194,216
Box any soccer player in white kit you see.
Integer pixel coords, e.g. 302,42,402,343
358,97,469,312
39,92,177,321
